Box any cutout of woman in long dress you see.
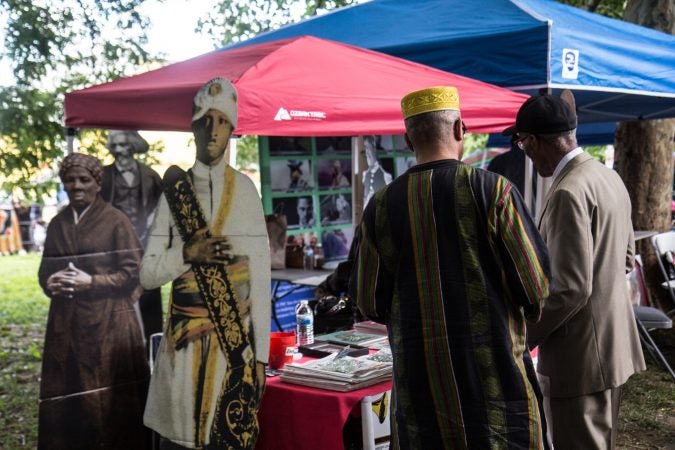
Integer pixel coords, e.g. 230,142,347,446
38,153,149,449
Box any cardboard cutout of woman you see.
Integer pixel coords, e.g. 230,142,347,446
38,153,149,449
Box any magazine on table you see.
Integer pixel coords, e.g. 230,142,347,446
280,348,393,391
280,371,391,392
283,350,392,380
353,320,388,336
315,329,388,348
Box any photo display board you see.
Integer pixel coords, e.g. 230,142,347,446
259,135,414,262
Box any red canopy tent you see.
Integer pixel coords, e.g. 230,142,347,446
65,36,528,136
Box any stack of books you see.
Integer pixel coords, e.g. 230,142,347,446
353,320,388,336
280,348,393,392
315,329,388,349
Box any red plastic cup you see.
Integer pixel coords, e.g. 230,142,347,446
268,331,296,369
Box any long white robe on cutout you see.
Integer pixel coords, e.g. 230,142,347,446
140,157,270,448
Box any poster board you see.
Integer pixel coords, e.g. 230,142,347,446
259,135,414,262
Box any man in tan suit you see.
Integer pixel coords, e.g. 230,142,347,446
504,93,645,449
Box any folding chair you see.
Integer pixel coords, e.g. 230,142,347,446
361,390,392,450
148,332,163,373
650,231,675,316
630,256,674,380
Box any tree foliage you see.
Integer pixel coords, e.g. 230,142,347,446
0,0,159,200
235,135,260,170
561,0,626,18
198,0,357,47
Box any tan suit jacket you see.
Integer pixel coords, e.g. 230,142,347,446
528,152,645,398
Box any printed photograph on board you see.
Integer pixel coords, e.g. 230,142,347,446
316,136,351,154
268,136,312,156
317,159,351,189
320,194,352,226
321,228,354,261
270,159,313,192
273,196,316,230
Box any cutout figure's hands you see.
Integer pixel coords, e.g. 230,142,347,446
183,227,232,264
46,269,71,296
47,263,92,297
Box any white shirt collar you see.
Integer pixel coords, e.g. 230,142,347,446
115,160,137,173
552,147,583,182
71,202,93,225
191,155,227,177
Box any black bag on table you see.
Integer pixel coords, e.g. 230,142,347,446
310,295,357,334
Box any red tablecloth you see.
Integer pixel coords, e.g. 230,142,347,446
256,376,392,450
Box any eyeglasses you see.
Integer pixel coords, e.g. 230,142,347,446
515,134,533,150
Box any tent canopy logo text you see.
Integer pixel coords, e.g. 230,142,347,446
275,107,327,121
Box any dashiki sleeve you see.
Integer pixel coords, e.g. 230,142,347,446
353,189,395,322
487,176,550,321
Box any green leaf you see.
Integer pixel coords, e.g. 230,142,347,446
0,0,161,199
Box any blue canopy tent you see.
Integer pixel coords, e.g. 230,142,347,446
232,0,675,124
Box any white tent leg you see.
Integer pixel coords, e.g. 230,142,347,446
66,127,77,154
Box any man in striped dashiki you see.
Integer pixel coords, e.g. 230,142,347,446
351,86,552,450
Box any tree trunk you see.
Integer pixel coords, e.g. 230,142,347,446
625,0,675,34
615,0,675,310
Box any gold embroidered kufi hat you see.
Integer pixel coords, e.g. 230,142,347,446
401,86,460,119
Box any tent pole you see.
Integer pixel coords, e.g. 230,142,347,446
228,137,238,167
352,136,364,226
66,127,77,154
524,158,534,216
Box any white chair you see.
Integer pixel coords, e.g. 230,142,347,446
360,389,392,450
650,231,675,316
148,332,163,373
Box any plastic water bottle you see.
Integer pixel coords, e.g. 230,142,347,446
303,242,315,271
314,243,324,269
295,300,314,345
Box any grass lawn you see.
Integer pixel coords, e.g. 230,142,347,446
0,253,673,449
0,254,48,449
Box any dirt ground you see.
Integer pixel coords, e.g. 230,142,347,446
616,328,675,450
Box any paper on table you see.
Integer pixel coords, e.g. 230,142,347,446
280,350,392,391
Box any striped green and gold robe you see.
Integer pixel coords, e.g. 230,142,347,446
353,159,551,450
